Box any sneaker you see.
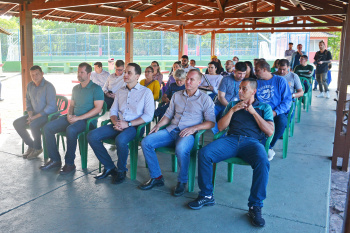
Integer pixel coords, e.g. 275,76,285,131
188,195,215,210
326,91,330,99
22,147,34,159
248,206,265,227
316,92,324,98
27,148,43,160
268,149,275,161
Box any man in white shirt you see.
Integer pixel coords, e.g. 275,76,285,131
102,60,125,109
91,62,110,88
181,55,194,73
88,63,154,184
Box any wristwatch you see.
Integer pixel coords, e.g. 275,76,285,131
128,121,132,127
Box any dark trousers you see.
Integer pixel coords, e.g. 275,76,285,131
270,113,288,148
13,115,48,150
104,94,114,110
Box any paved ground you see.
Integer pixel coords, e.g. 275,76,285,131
0,71,345,232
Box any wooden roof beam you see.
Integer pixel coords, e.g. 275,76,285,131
184,21,342,30
36,9,55,19
133,0,173,21
177,0,218,8
0,4,17,15
133,8,347,22
122,1,140,11
59,5,135,18
216,28,342,33
27,0,135,11
95,16,112,24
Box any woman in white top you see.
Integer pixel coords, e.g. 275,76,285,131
200,61,223,99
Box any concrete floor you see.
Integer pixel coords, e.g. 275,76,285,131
0,73,337,232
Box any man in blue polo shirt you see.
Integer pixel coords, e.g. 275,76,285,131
188,77,274,227
41,62,104,174
255,60,292,161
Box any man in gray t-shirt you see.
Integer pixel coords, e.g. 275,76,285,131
273,59,304,100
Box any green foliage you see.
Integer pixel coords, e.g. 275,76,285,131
327,32,341,60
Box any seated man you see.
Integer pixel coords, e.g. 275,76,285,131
188,77,274,227
87,63,154,184
181,55,194,73
41,63,104,174
273,59,304,101
139,69,215,196
255,60,292,161
102,60,125,109
221,60,234,76
13,65,57,159
294,55,314,93
91,62,110,89
190,59,199,70
213,62,247,134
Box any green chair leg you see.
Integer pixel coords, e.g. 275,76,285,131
78,134,88,170
22,140,24,154
188,150,197,192
129,140,138,180
212,163,217,191
99,162,102,173
42,133,49,160
227,163,234,183
61,136,66,151
171,154,177,172
290,112,295,137
296,99,302,123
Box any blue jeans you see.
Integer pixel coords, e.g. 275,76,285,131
212,104,225,135
13,115,48,150
43,116,93,164
270,113,288,148
87,124,137,171
141,128,194,183
198,135,270,207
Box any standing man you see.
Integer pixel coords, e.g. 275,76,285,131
91,62,110,89
41,63,104,174
139,69,215,196
213,62,247,134
188,77,274,227
294,55,314,92
102,60,125,109
221,60,235,76
13,65,57,159
314,41,332,99
284,42,295,62
273,59,304,100
290,44,306,70
181,55,194,73
255,60,292,161
87,63,154,184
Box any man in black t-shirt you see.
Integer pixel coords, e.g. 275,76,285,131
314,41,332,99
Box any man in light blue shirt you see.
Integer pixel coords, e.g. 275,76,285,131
88,63,154,184
13,65,57,160
41,62,104,174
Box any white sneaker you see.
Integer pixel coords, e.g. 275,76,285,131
326,91,330,99
316,92,324,98
268,149,275,161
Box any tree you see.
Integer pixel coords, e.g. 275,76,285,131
327,32,341,60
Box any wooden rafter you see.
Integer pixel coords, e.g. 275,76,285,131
218,28,342,33
133,0,173,21
60,5,135,18
0,3,16,15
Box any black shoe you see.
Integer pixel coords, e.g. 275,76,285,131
111,171,126,184
40,160,62,170
188,195,215,210
248,206,265,227
94,168,117,180
173,182,186,197
59,164,76,175
139,177,164,190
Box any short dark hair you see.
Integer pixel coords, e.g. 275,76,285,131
233,56,239,61
145,65,154,73
256,60,270,72
115,60,125,68
319,40,325,45
190,59,196,65
187,69,202,80
181,55,189,60
79,62,92,74
242,77,257,90
174,61,181,66
208,61,218,69
278,59,290,67
151,61,160,74
30,65,43,73
301,55,308,60
235,62,247,72
127,63,142,75
94,62,102,68
289,42,293,45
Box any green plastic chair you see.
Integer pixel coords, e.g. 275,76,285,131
56,102,107,169
282,101,296,158
99,119,151,180
22,95,68,159
212,129,274,188
296,77,312,124
154,124,206,192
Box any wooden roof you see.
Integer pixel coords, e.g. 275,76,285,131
0,0,347,34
